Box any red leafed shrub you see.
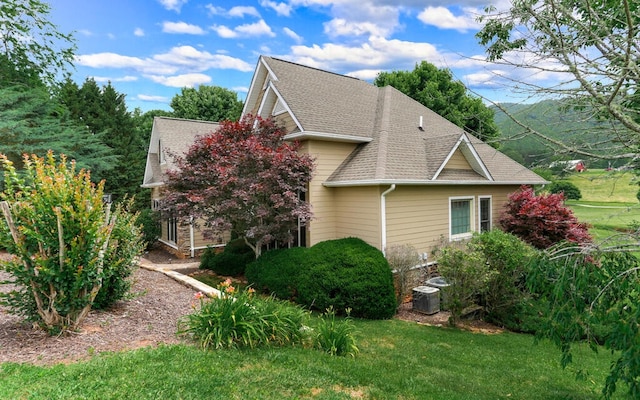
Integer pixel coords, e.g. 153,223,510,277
499,185,591,249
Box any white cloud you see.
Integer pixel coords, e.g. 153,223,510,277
92,75,139,83
137,94,170,102
162,21,206,35
134,28,145,37
158,0,187,12
147,73,212,87
287,36,442,72
212,19,275,38
75,46,253,88
232,86,249,93
228,6,261,18
417,6,481,32
78,29,92,36
323,18,390,38
283,27,303,43
346,69,382,80
259,0,292,16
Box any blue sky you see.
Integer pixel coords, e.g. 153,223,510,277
48,0,534,112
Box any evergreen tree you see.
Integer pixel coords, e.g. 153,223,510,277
0,85,117,182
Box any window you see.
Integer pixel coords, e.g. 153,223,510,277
479,196,492,232
167,215,178,243
152,199,161,211
450,197,473,240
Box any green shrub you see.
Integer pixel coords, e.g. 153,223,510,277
547,181,582,200
297,238,397,320
468,231,536,326
245,247,308,299
0,152,143,333
93,199,145,310
200,238,253,276
137,208,161,250
178,280,311,350
435,243,494,325
314,307,359,357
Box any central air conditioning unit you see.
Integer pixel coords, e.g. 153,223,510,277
412,286,440,315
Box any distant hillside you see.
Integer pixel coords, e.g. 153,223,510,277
492,100,627,169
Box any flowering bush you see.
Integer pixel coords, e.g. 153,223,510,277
178,279,311,350
499,185,591,249
0,152,143,334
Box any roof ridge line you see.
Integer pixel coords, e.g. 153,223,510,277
374,86,393,180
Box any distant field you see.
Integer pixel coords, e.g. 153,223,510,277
560,169,640,240
563,169,637,203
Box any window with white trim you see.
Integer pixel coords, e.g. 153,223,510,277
167,214,178,243
450,197,474,240
479,196,492,232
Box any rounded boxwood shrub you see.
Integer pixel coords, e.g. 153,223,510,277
200,238,254,276
298,238,397,320
547,181,582,200
245,247,308,300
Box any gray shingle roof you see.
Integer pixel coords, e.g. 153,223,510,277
141,117,220,187
261,56,547,186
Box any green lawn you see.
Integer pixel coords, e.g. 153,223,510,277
0,319,624,399
563,169,637,203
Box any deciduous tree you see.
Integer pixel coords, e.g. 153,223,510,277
0,0,75,87
476,0,640,161
170,85,243,122
499,185,591,249
163,116,314,258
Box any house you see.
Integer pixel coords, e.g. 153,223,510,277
550,159,586,172
141,116,224,257
142,56,547,258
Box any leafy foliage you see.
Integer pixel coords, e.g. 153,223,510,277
0,85,117,181
374,61,499,146
314,307,359,357
92,198,145,310
300,238,396,319
0,0,75,87
200,238,254,276
178,280,311,350
433,242,494,325
0,152,142,333
527,248,640,398
245,247,307,300
163,115,314,258
55,78,147,206
477,0,640,162
547,181,582,200
499,185,592,249
170,85,243,122
247,238,397,319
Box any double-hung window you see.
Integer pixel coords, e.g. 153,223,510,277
450,197,474,240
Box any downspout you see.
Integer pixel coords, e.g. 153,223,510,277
380,184,396,256
189,216,195,258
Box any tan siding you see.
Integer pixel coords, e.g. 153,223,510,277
274,112,298,133
334,186,381,248
385,185,520,256
444,149,472,170
301,140,357,246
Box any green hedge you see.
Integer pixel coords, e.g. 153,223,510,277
200,238,254,276
246,237,397,320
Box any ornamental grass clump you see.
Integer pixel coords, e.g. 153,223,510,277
178,279,311,350
314,307,359,357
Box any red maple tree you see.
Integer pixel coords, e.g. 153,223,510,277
163,115,314,258
499,185,592,249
